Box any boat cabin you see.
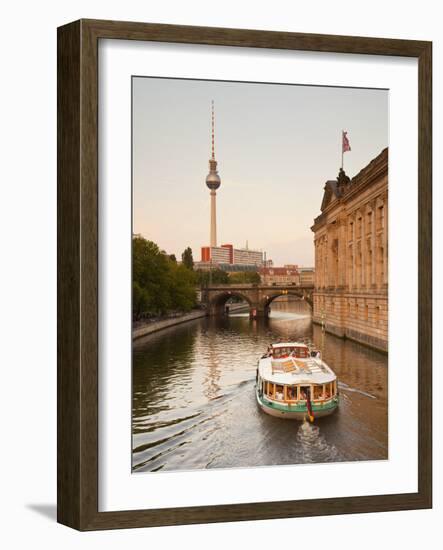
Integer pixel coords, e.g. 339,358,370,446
259,379,337,404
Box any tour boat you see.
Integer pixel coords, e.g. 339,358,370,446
256,342,339,420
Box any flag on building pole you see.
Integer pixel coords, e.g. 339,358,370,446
341,130,351,169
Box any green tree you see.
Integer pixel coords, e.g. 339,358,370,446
169,264,197,312
132,236,197,320
181,247,194,270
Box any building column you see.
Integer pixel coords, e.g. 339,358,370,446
323,237,327,288
314,240,319,289
351,215,356,289
361,210,366,288
383,198,388,286
371,202,376,286
338,217,346,287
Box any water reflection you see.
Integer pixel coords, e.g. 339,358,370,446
132,299,388,472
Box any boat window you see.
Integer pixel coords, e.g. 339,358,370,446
274,347,289,358
313,385,323,400
291,347,309,358
275,385,284,400
266,382,275,397
299,386,309,400
286,386,296,401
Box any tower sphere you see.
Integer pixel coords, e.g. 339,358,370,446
206,171,221,190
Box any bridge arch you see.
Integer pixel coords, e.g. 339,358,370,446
207,290,253,316
260,289,313,316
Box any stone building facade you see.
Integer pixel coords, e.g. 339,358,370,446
311,148,388,352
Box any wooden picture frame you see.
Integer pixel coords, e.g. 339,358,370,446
57,19,432,530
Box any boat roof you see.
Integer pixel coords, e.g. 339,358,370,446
270,342,309,349
258,356,336,385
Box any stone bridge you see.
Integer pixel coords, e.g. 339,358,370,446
200,284,314,318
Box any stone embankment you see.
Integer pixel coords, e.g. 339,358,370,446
132,302,250,340
133,310,207,340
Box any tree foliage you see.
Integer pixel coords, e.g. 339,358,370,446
133,236,196,320
181,247,194,270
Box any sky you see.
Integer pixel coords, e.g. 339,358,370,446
133,77,388,266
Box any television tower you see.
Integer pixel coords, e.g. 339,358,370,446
205,100,221,247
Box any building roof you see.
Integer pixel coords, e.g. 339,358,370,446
313,147,388,226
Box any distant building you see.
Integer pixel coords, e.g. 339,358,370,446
299,267,315,286
259,266,300,286
201,244,231,264
233,247,263,266
311,148,388,352
200,244,264,268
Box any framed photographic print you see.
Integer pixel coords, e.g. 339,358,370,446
57,19,432,530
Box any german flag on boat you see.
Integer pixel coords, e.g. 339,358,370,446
306,390,314,423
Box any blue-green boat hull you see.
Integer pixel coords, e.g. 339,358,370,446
256,390,339,420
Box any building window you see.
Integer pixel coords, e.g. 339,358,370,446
364,303,369,321
375,305,381,327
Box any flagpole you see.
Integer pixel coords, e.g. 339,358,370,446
341,129,343,170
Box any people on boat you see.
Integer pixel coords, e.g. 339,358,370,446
275,389,284,400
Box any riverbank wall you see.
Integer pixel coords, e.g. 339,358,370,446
133,310,207,340
312,319,388,354
132,303,250,340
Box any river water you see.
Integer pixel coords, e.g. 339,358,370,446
132,300,388,472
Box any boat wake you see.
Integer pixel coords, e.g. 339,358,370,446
294,420,341,463
338,381,377,399
132,378,255,472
